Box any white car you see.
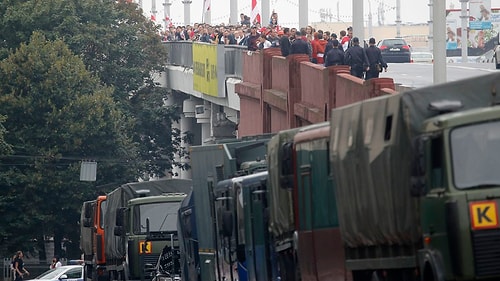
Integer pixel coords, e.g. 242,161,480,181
495,44,500,69
26,265,84,281
411,52,434,63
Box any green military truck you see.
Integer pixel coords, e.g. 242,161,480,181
329,72,500,281
80,179,191,281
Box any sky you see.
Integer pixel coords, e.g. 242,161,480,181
140,0,500,28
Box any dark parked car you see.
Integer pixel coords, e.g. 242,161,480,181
377,38,411,63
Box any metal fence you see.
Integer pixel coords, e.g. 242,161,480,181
163,41,246,78
2,258,73,281
2,258,12,281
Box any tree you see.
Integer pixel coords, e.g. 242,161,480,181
0,0,181,177
0,0,187,258
0,32,139,257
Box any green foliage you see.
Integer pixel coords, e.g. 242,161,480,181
0,0,184,258
0,0,175,175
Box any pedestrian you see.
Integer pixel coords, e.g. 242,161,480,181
50,256,62,269
289,31,309,55
258,33,272,49
324,39,345,67
365,37,388,79
13,251,29,281
246,26,260,51
279,28,291,57
340,29,349,51
311,32,327,64
344,37,369,79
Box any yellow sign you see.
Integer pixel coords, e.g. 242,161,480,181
139,241,152,254
469,201,499,230
192,42,222,97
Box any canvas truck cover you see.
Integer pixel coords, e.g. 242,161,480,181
268,128,300,239
401,72,500,138
80,200,94,256
330,94,420,248
330,72,500,249
104,179,192,260
189,139,269,251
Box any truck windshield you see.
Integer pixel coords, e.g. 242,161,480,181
451,120,500,189
133,202,181,234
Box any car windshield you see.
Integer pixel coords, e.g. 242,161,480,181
133,201,181,234
382,39,406,46
451,121,500,189
35,267,67,279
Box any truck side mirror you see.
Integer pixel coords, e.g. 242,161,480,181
82,202,93,227
84,202,93,218
114,226,123,236
115,207,126,227
82,218,92,228
222,211,233,237
280,141,294,189
410,136,427,197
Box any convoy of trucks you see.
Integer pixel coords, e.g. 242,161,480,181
80,179,191,281
80,72,500,281
175,72,500,281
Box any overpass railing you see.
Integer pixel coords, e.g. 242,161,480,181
163,41,246,78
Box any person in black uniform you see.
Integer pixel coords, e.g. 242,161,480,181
365,37,388,79
324,39,345,67
289,31,309,55
280,28,291,57
344,37,369,79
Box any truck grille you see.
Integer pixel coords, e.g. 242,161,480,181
143,254,160,267
472,229,500,277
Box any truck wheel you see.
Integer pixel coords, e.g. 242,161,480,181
423,263,435,281
277,251,297,281
352,270,371,281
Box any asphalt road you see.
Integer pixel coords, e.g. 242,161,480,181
379,62,498,89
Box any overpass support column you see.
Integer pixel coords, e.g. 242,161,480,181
179,114,192,179
166,92,182,178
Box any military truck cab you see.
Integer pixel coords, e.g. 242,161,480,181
413,104,500,281
114,192,187,281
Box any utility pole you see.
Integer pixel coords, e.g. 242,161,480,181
353,0,364,44
396,0,401,37
299,0,308,31
230,0,238,25
433,0,447,84
151,0,157,21
460,0,469,64
163,0,171,28
182,0,191,26
428,0,433,51
262,0,270,28
368,0,373,38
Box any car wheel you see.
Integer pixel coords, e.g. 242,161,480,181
496,56,500,69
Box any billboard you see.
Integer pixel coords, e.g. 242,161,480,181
469,0,492,29
192,43,225,97
446,7,499,53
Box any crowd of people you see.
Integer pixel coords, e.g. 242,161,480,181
161,12,388,79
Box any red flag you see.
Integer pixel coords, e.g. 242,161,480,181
251,0,261,24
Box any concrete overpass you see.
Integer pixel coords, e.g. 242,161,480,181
160,41,398,178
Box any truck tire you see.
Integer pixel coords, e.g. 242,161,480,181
423,263,435,281
277,251,298,281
